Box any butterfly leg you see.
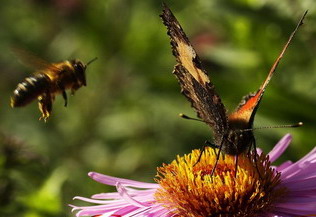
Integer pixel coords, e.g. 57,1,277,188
210,136,225,177
250,139,262,180
193,140,219,167
193,146,205,167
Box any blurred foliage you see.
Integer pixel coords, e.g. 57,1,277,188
0,0,316,216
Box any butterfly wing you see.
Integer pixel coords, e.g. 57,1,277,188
161,4,228,140
229,11,307,127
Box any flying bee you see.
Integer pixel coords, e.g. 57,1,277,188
10,48,97,121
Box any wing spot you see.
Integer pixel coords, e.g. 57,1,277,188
176,40,210,85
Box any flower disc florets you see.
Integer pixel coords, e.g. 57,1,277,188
155,147,286,217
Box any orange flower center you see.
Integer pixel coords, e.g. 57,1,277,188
154,147,286,217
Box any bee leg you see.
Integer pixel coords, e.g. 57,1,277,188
70,86,78,96
38,92,53,122
57,81,68,107
62,90,68,107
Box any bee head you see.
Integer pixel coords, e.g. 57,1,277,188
71,59,87,86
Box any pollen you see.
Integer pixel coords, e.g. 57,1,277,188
154,147,286,217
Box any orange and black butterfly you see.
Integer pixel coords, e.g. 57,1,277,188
161,4,306,171
10,48,97,121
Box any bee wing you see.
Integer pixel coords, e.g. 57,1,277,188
11,47,61,73
229,11,307,126
161,4,228,138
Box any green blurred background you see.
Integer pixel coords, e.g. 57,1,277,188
0,0,315,216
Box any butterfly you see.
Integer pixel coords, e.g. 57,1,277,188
160,4,306,172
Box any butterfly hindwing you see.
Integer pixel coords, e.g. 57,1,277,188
160,4,228,140
229,10,307,127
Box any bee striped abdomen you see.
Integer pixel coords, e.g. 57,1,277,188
11,74,50,107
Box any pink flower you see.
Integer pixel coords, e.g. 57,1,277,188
71,134,316,216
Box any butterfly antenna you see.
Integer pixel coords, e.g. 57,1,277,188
242,122,303,132
86,57,98,66
179,113,204,122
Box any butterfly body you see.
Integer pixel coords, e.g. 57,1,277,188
222,120,254,155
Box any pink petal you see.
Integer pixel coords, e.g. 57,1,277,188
268,134,292,163
116,182,150,207
89,172,159,188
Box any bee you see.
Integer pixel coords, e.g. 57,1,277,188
10,48,97,121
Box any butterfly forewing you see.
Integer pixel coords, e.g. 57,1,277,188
161,4,228,140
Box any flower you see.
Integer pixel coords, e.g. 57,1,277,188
71,134,316,217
